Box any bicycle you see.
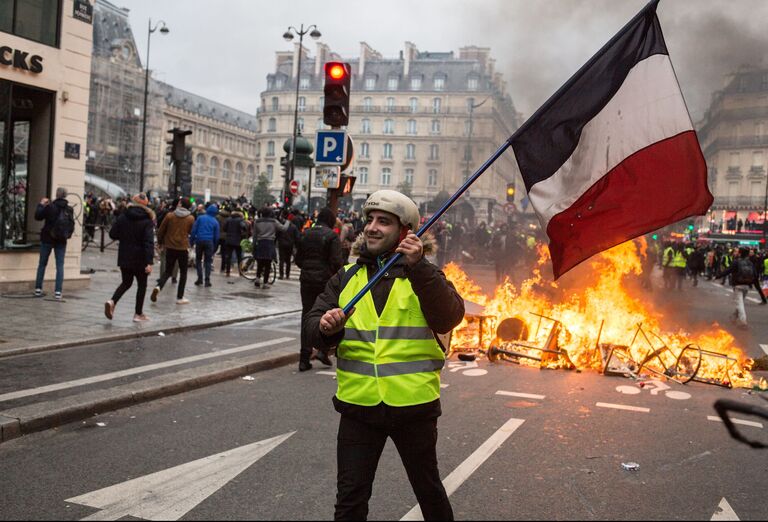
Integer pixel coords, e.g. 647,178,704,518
239,255,277,286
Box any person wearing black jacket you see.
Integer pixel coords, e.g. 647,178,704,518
295,207,343,371
34,187,70,299
276,214,300,280
716,246,758,329
222,209,247,277
104,193,155,322
303,191,464,521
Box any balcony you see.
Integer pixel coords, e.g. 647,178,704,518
703,134,768,156
712,196,766,210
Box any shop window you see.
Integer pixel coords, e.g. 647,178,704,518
1,0,60,47
0,81,55,248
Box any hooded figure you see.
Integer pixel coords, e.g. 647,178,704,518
190,204,220,287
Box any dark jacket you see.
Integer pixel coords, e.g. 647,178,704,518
109,205,155,270
223,212,247,246
295,224,344,285
303,234,465,422
35,198,69,245
276,221,301,249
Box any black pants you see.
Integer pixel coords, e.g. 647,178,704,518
111,267,148,315
278,245,293,278
335,414,453,521
223,244,243,276
158,248,189,299
256,258,272,285
300,283,326,363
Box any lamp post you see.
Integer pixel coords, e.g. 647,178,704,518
139,19,169,194
282,24,321,207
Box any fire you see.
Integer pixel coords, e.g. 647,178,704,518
445,239,755,388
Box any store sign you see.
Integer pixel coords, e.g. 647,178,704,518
73,0,93,24
0,46,43,73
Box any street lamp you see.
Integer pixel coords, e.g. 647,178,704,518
139,18,170,194
465,96,489,222
282,24,321,206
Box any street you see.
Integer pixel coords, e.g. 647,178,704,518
0,267,766,520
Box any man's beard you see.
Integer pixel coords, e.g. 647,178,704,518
365,232,397,256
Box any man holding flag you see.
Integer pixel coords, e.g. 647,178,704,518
304,190,464,521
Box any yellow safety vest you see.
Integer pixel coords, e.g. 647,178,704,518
672,251,686,268
763,258,768,276
336,264,445,407
663,247,674,266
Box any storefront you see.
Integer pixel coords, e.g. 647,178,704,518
0,0,93,292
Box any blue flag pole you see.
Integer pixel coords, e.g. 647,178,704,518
342,140,513,315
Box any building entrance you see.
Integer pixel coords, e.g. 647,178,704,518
0,80,54,249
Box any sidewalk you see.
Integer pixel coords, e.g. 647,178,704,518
0,248,303,358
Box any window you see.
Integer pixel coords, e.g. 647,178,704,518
381,168,392,186
297,117,304,132
195,154,206,176
298,96,306,112
267,165,274,181
222,160,232,179
429,144,439,160
210,157,219,177
432,98,442,114
256,142,261,157
363,97,373,111
300,77,310,90
464,120,472,136
2,0,60,46
467,76,479,90
410,77,422,91
316,118,325,130
361,142,369,158
247,164,256,182
406,143,416,160
433,76,446,91
268,118,276,132
388,76,399,91
365,77,376,90
235,162,244,181
730,152,740,167
271,97,278,110
754,151,764,167
383,119,394,134
386,97,395,112
208,180,218,192
466,97,476,111
464,145,472,161
431,119,441,135
267,141,275,156
359,167,369,185
409,97,418,113
428,169,438,187
383,143,393,159
275,77,285,89
405,169,414,185
361,118,371,134
406,119,417,135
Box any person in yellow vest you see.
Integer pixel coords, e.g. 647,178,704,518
304,190,464,521
669,242,687,290
662,242,675,290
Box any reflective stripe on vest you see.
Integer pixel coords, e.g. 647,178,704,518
336,263,444,407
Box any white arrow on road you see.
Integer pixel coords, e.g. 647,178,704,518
66,432,295,521
711,497,740,521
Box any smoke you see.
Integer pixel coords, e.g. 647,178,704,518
472,0,768,122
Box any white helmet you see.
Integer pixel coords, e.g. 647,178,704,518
362,190,420,230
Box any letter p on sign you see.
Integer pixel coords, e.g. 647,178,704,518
323,137,337,157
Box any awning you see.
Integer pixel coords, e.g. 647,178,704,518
747,211,763,222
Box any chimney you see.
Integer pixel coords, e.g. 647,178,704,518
404,41,418,77
315,42,330,77
292,42,309,79
359,42,381,79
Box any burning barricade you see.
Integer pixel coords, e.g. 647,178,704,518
444,239,755,389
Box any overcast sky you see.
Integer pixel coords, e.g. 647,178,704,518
117,0,768,122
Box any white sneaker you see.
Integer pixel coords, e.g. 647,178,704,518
176,298,190,305
133,314,150,322
34,288,42,297
54,292,62,300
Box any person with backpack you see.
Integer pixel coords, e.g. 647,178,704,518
34,187,74,300
716,246,759,329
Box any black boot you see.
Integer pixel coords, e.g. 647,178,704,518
299,360,313,372
316,351,333,367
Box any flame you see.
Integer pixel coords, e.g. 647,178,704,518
446,238,754,388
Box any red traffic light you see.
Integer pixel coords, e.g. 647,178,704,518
323,62,351,127
328,64,346,80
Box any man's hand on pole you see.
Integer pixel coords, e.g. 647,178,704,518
395,232,423,266
320,307,356,336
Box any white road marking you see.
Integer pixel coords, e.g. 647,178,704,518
440,384,450,389
711,497,740,521
760,344,768,356
67,432,295,521
596,402,650,413
400,417,525,521
462,368,488,377
665,390,692,400
495,391,545,400
616,385,642,395
316,371,336,376
0,337,295,403
707,416,763,429
746,297,761,304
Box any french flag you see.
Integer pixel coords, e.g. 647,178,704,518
510,0,713,279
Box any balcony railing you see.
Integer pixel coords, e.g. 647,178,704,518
712,196,767,209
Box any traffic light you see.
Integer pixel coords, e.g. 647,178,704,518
688,222,695,231
167,128,192,163
506,183,515,203
323,62,351,127
651,234,658,241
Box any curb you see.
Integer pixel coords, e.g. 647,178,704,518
0,309,302,359
0,346,299,443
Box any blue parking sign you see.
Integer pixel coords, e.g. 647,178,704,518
314,130,347,165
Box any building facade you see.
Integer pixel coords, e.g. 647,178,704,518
257,42,522,224
698,67,768,233
0,0,93,291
